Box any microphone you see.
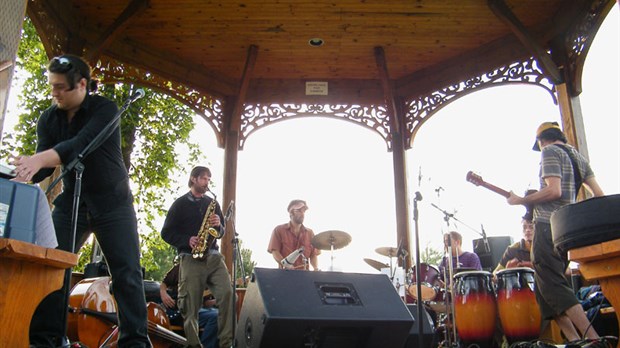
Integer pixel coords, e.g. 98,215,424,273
481,224,490,253
225,200,235,221
418,166,423,187
414,191,423,201
128,89,145,102
281,246,305,268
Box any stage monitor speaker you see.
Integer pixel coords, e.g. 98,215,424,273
473,236,513,271
404,304,435,348
235,268,413,348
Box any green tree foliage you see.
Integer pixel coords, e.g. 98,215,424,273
2,18,221,279
421,243,443,266
236,240,257,287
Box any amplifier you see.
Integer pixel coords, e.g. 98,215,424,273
0,178,39,243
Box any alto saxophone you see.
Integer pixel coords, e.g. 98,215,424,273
192,190,221,260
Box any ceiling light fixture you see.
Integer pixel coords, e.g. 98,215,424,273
308,38,324,47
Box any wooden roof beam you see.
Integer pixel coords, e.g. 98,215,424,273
104,38,238,98
488,0,563,84
85,0,149,63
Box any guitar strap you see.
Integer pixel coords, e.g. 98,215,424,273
553,144,583,199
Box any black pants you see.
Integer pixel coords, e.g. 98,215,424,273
531,221,579,320
29,204,151,347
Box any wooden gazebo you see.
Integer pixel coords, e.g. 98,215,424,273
1,0,616,273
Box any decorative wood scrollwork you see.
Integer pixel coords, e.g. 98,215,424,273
239,103,392,150
93,57,225,146
403,57,556,149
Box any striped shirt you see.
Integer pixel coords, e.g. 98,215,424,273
534,144,594,223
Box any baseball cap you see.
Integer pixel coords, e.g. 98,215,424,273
287,199,308,212
532,122,562,151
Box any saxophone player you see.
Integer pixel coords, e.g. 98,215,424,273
161,166,233,348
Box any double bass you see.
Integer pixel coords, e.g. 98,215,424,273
68,276,186,347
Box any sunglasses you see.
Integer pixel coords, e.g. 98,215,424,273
51,56,73,72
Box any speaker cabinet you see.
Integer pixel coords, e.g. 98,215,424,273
473,236,513,272
404,304,435,348
235,268,413,348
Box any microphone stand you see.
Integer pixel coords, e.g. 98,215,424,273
431,202,459,348
228,205,246,348
412,191,425,348
45,93,141,347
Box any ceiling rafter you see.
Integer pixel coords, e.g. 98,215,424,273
488,0,563,84
85,0,150,63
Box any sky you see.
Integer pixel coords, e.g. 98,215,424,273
3,6,619,277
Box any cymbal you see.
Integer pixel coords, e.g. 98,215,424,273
375,246,398,257
364,258,389,271
311,230,352,250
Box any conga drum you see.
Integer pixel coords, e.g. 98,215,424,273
496,267,541,343
453,271,497,348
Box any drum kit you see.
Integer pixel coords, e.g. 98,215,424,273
366,246,542,348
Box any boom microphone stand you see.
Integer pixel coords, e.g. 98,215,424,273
45,89,144,347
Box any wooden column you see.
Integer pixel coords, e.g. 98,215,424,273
391,125,412,270
221,45,257,275
555,83,590,160
221,120,239,272
374,47,412,270
0,0,27,138
555,82,591,201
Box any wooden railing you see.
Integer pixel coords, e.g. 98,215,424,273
569,238,620,348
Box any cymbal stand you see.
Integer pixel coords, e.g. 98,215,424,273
387,253,394,279
445,237,459,348
328,238,336,271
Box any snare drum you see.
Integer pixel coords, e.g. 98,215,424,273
407,263,440,301
453,271,497,348
496,267,541,344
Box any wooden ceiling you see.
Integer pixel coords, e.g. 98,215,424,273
26,0,614,108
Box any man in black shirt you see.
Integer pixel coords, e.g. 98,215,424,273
11,54,150,347
161,166,233,348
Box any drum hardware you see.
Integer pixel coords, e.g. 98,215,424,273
311,230,352,271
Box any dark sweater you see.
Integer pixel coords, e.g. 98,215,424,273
161,192,225,254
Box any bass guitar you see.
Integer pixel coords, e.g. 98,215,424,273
465,171,510,198
465,171,536,215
